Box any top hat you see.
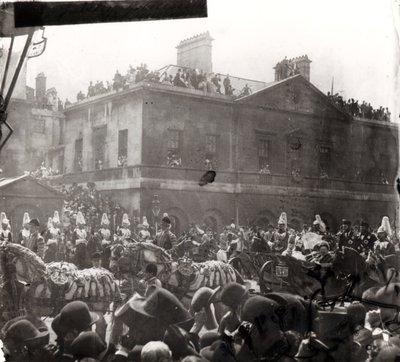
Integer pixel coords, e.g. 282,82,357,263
29,218,40,227
115,288,192,330
54,301,99,333
4,319,49,347
71,331,107,360
191,287,214,313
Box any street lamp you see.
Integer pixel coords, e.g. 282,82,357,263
151,195,161,234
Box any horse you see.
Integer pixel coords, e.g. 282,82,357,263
111,241,244,307
0,243,122,339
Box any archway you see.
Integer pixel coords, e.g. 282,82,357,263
203,216,218,232
255,209,276,230
203,208,225,233
164,207,189,236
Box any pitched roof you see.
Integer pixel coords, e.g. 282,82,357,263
0,174,64,196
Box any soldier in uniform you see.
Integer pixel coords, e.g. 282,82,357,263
0,212,12,242
25,219,45,259
138,216,151,241
270,212,290,253
312,215,326,235
118,213,132,242
17,212,30,245
154,214,177,251
72,211,89,269
354,221,377,257
337,219,356,250
374,216,396,256
98,213,112,268
44,217,58,263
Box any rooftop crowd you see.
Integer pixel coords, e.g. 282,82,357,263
327,93,391,122
1,194,400,362
72,63,254,105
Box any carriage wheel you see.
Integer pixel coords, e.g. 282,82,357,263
259,260,279,294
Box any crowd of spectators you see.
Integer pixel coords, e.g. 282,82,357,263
327,92,391,122
73,63,256,103
30,162,60,178
61,182,127,231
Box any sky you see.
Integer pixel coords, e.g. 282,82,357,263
18,0,400,120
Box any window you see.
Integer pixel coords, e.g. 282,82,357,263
93,127,107,170
258,139,270,170
34,117,45,134
319,144,331,177
205,135,217,155
167,130,181,151
74,139,83,172
118,129,128,167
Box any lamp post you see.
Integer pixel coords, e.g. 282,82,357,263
151,195,161,235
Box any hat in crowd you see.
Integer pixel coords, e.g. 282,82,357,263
360,221,369,228
122,213,130,226
162,215,171,225
1,212,9,224
76,211,86,226
22,212,30,226
342,219,351,226
4,319,49,347
163,325,199,360
278,212,287,227
141,341,172,362
347,302,367,328
71,331,108,360
91,251,102,260
53,211,60,225
115,288,193,330
191,287,213,313
101,213,110,226
53,301,99,334
128,345,144,361
241,296,279,333
377,216,392,235
313,214,326,233
200,340,229,362
215,282,249,310
294,336,330,358
29,218,40,227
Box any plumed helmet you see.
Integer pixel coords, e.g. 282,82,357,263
23,212,30,226
278,212,287,227
1,212,9,224
47,217,53,229
122,213,130,226
101,213,110,226
53,211,60,225
377,216,392,236
142,216,149,228
76,211,86,225
313,214,326,233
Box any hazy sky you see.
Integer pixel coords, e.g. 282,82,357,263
22,0,399,119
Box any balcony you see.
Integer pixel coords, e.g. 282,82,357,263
46,165,395,196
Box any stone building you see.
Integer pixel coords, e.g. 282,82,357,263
46,34,398,235
0,70,65,176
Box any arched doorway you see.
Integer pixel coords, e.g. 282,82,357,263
255,210,276,230
203,216,218,232
256,216,270,230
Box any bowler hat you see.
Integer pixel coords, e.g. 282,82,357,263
191,287,213,313
116,288,192,329
71,331,107,360
219,282,249,310
163,325,199,360
5,319,49,346
55,301,99,333
29,218,40,227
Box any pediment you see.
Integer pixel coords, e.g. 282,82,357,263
235,75,349,121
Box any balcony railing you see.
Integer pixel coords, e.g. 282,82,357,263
46,165,395,195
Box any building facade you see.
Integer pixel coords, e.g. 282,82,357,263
47,73,398,235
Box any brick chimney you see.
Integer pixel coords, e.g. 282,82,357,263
176,32,214,73
274,55,312,82
35,72,46,104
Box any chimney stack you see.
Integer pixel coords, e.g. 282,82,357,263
176,32,214,73
274,55,312,82
35,72,46,104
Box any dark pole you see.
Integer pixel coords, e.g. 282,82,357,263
0,36,15,96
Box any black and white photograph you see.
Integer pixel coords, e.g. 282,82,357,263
0,0,399,361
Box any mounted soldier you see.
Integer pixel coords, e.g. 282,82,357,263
138,216,151,241
0,212,12,243
98,212,113,268
354,221,377,257
337,219,357,250
72,211,89,269
17,212,30,246
25,219,45,259
154,214,177,251
374,216,395,257
118,213,132,242
270,212,290,253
